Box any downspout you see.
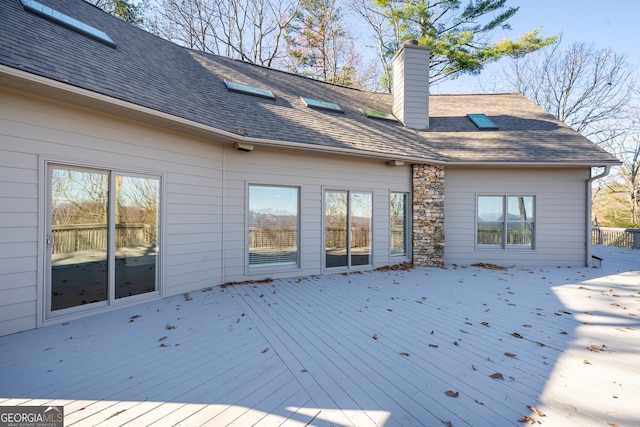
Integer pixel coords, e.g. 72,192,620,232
586,166,611,266
221,148,226,282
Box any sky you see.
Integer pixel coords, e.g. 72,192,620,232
432,0,640,94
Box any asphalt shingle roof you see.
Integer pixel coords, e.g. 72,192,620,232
0,0,620,166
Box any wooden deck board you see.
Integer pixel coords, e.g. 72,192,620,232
1,247,638,427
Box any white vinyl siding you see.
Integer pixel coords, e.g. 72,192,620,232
222,150,411,281
0,89,224,335
0,88,412,336
445,167,589,267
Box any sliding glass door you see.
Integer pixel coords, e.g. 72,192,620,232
47,165,160,316
325,190,372,269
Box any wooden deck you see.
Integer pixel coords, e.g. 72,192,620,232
1,246,639,426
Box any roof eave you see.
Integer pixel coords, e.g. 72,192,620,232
444,160,622,168
0,63,444,165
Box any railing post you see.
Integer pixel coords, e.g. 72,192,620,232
633,229,640,249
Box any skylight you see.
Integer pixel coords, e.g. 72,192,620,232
467,114,498,130
300,97,344,113
361,108,397,122
224,80,276,100
20,0,116,48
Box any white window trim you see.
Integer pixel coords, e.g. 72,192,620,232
38,156,165,328
245,183,301,274
475,194,536,251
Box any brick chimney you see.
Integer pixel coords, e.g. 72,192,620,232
392,40,430,130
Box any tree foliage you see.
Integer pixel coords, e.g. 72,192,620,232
154,0,300,67
87,0,147,27
507,40,639,227
506,40,636,142
284,0,364,86
351,0,556,91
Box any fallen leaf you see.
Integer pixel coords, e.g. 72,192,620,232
481,321,490,327
130,315,141,319
565,403,577,410
372,333,378,340
159,343,171,347
512,332,523,339
475,399,484,405
490,372,504,380
528,406,545,417
608,424,619,427
166,325,176,330
560,331,568,335
158,336,167,342
453,341,459,346
400,352,410,357
428,343,439,348
184,293,192,301
106,409,126,420
583,359,591,364
445,390,459,397
519,416,536,424
505,352,517,358
262,347,269,353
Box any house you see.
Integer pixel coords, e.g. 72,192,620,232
0,0,620,336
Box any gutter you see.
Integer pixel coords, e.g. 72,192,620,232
586,166,612,266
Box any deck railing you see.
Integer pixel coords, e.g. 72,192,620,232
51,223,157,254
592,227,640,249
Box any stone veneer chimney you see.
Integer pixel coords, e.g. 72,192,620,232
392,40,430,130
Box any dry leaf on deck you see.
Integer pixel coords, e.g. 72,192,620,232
262,347,269,353
445,390,459,397
505,352,517,358
428,343,439,348
481,321,490,327
511,332,523,338
372,333,378,340
489,372,504,380
400,352,410,357
528,406,545,417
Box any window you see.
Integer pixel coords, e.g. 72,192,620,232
248,186,299,267
48,165,160,315
300,97,344,113
20,0,116,48
467,114,498,129
391,192,408,256
477,195,535,249
361,108,398,122
325,190,372,268
224,79,276,100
